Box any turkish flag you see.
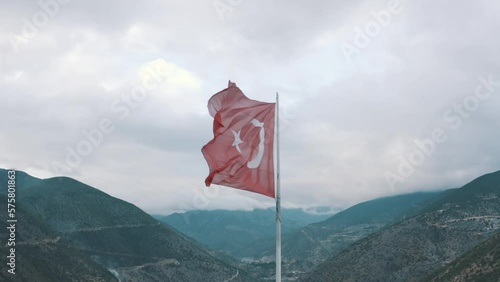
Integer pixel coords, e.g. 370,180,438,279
202,81,276,198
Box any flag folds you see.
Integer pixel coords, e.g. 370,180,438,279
202,81,276,198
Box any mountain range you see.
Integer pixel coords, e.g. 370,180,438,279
156,208,333,258
170,171,498,281
228,191,448,280
1,168,498,281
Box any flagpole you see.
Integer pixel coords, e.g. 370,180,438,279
276,92,281,282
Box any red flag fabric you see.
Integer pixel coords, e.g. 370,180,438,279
202,81,276,198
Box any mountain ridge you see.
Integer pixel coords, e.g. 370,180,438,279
0,168,255,282
157,207,332,259
305,170,500,281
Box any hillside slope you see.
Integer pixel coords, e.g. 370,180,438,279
281,191,444,267
305,170,500,282
0,196,117,281
427,231,500,282
234,191,445,280
0,169,254,282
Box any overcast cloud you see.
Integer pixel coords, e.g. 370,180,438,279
1,0,499,214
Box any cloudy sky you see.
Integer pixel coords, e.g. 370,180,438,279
1,0,499,214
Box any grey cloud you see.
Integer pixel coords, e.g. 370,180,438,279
1,0,499,214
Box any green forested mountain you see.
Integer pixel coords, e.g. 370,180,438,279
0,169,254,282
3,168,498,282
428,230,500,282
260,191,446,280
305,171,500,282
157,208,332,258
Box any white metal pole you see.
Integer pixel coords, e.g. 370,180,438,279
276,92,281,282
